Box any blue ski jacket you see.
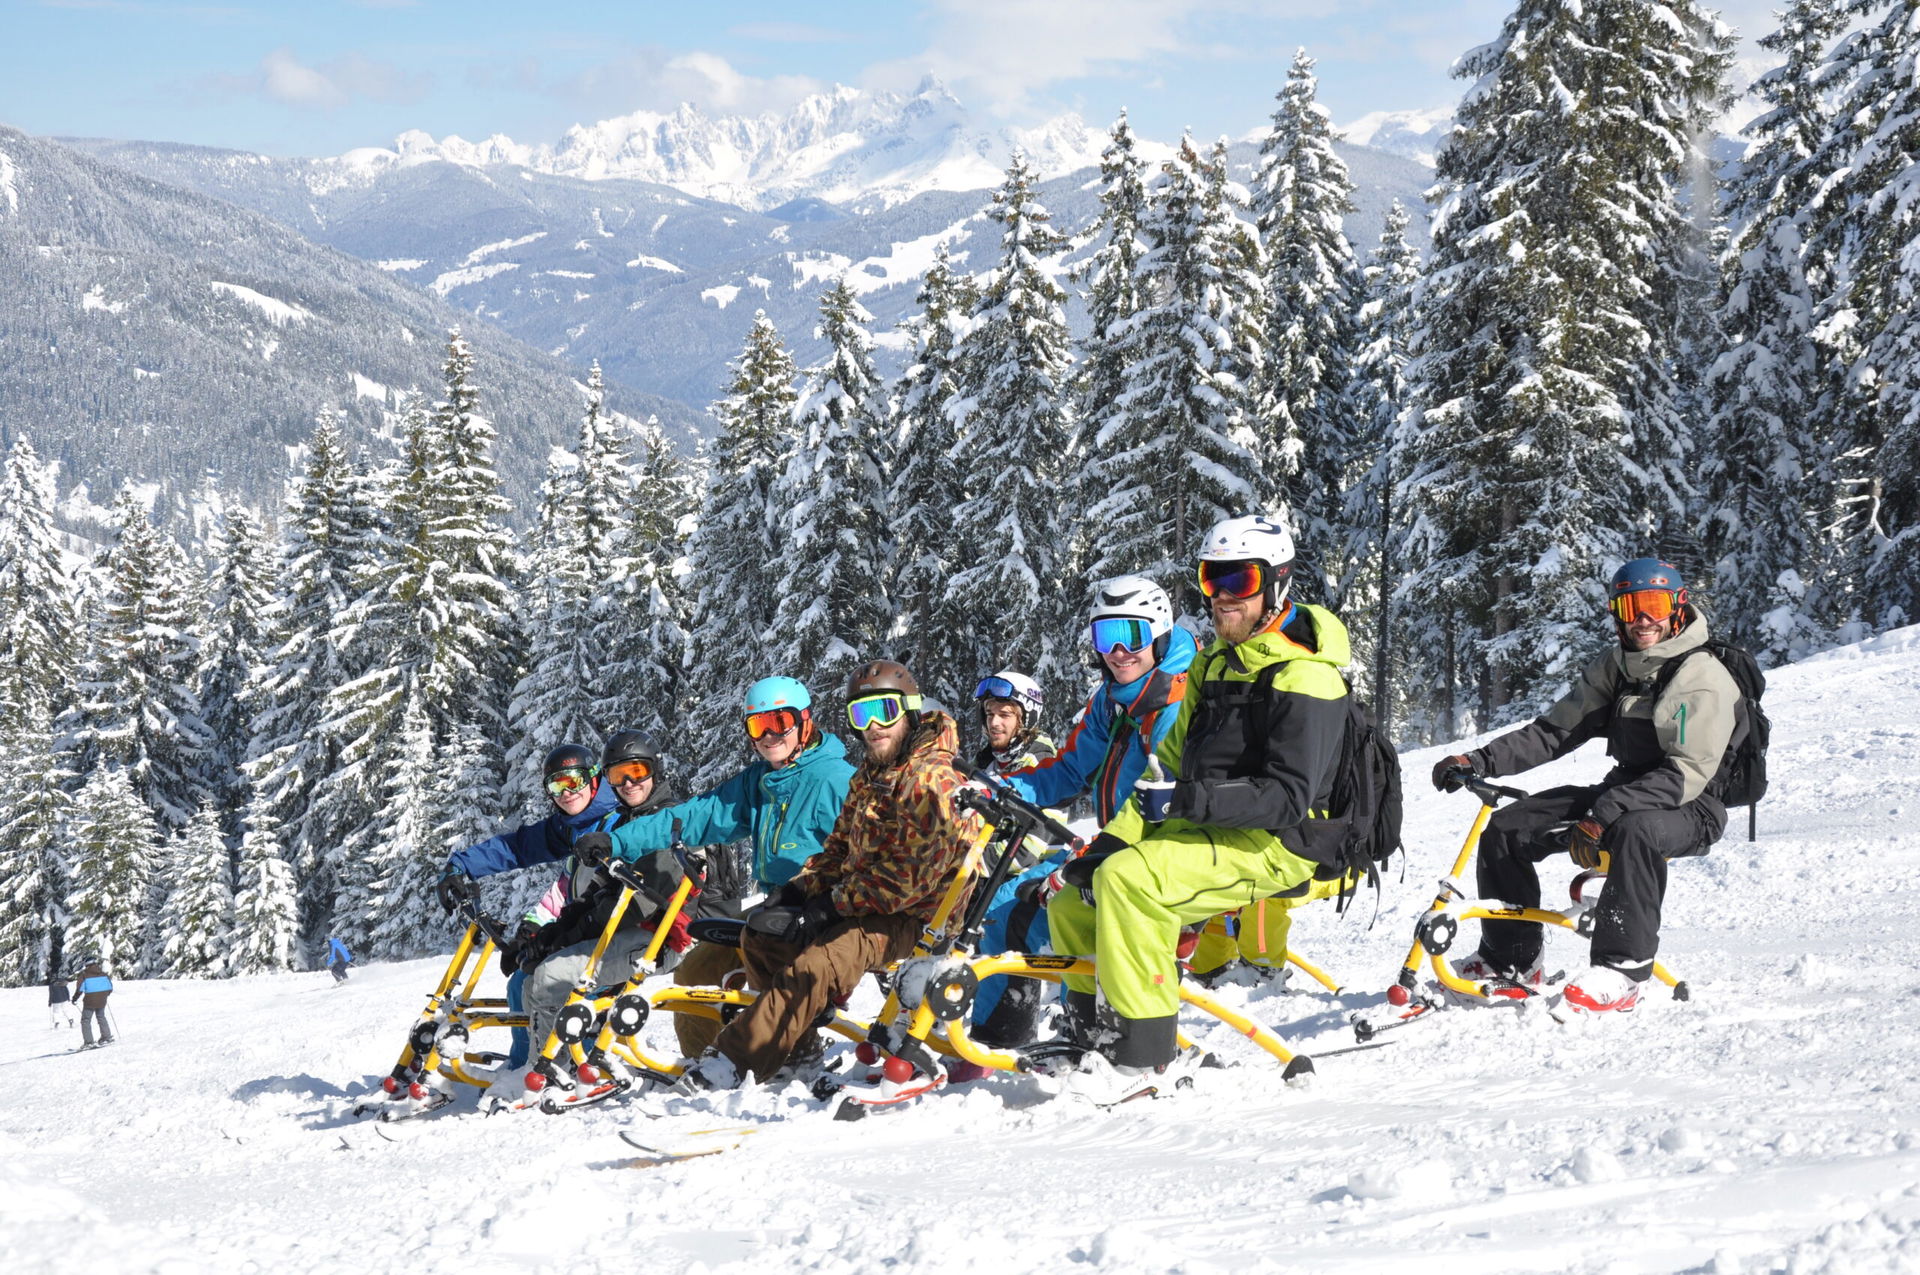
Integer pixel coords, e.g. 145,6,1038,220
609,733,855,888
327,937,352,965
448,783,619,879
1000,626,1199,826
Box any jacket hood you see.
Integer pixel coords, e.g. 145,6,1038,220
1619,608,1710,683
1214,602,1352,671
766,731,849,786
1110,623,1198,714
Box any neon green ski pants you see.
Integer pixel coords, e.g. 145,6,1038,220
1046,827,1319,1021
1189,873,1350,976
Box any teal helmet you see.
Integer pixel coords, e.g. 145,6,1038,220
744,676,811,716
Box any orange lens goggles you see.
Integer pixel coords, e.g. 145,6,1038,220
605,759,654,786
744,708,801,740
1608,589,1678,624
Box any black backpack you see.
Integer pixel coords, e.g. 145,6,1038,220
1649,637,1770,809
1258,664,1404,899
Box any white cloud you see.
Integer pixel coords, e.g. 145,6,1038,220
552,47,824,117
864,0,1330,118
214,46,430,111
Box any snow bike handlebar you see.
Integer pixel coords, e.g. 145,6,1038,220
949,761,1080,849
1461,775,1529,806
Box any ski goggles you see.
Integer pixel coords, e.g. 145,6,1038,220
744,708,802,740
1090,616,1156,655
544,765,597,798
973,676,1026,703
1608,589,1678,624
605,758,655,787
1197,558,1267,600
846,693,912,731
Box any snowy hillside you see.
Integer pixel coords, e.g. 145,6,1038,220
5,627,1917,1273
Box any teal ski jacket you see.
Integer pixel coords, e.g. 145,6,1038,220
608,733,855,888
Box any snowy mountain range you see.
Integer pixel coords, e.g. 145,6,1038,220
1335,106,1453,168
299,78,1113,216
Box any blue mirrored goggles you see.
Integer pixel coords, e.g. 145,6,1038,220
1090,616,1157,655
973,676,1020,702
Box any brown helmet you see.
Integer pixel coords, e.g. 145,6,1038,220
846,659,923,708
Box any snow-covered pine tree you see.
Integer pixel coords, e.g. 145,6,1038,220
938,154,1079,707
65,765,159,976
1252,49,1361,602
228,807,298,975
682,313,798,783
242,408,386,955
1702,0,1847,662
772,279,893,729
438,721,530,924
1806,0,1920,629
1345,201,1423,733
156,804,234,979
1085,135,1267,610
1399,0,1730,723
63,486,213,831
366,692,445,960
887,246,979,698
198,505,275,841
505,446,598,816
592,416,696,759
0,437,78,724
0,702,68,986
1069,111,1153,603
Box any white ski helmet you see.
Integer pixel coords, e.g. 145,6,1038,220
1089,574,1175,639
1198,514,1296,605
974,669,1045,719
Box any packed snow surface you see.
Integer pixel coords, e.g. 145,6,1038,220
4,628,1920,1272
208,281,311,326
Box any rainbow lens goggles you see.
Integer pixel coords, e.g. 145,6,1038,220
544,765,597,798
847,693,914,731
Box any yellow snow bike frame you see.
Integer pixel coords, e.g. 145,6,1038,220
1378,775,1691,1020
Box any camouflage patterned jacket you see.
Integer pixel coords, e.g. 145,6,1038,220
793,712,980,924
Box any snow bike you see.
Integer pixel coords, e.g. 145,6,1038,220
499,824,710,1114
1354,776,1691,1041
354,895,525,1121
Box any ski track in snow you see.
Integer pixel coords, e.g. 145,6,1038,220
4,630,1920,1272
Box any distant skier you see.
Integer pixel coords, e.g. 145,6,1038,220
326,936,353,983
1430,558,1745,1014
47,970,77,1030
72,958,115,1049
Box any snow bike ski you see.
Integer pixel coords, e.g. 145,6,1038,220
353,897,524,1122
1353,776,1691,1042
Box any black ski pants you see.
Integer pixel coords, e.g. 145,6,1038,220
1475,783,1724,981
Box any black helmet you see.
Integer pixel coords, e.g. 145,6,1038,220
542,742,600,781
600,730,662,772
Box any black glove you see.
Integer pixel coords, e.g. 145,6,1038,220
744,892,839,946
774,880,808,908
573,831,613,866
1431,754,1478,793
1016,867,1067,909
1566,818,1609,871
1061,832,1129,890
435,869,474,915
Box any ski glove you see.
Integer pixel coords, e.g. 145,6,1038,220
773,880,808,909
1566,818,1609,871
1431,754,1478,793
435,869,475,915
1135,756,1177,824
573,831,613,866
1061,832,1129,891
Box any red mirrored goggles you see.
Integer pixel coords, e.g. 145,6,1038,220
605,758,655,786
1197,558,1272,600
1608,589,1680,624
744,708,804,740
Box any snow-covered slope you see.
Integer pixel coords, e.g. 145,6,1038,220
319,78,1110,215
6,627,1917,1272
1338,106,1451,167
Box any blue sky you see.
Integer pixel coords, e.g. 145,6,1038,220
1,0,1782,155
